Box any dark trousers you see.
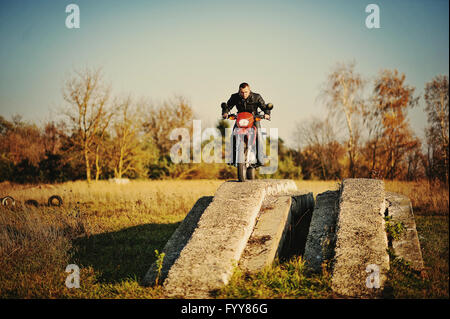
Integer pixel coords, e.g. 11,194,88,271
231,121,263,165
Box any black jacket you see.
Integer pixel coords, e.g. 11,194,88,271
223,92,271,116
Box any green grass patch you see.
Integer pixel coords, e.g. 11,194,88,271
216,257,332,299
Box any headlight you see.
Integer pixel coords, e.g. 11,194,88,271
238,119,249,127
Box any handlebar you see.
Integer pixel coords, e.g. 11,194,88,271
220,102,273,121
225,112,270,121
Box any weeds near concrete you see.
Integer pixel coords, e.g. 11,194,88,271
154,249,166,286
217,257,332,299
384,215,406,241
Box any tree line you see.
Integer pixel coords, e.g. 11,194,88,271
291,62,448,183
0,64,448,184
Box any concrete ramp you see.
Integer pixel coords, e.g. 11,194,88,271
385,192,424,271
144,179,298,298
142,196,213,286
331,179,389,298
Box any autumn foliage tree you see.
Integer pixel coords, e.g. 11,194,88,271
369,69,420,179
0,116,71,183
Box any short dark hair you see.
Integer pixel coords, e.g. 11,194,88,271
239,82,249,89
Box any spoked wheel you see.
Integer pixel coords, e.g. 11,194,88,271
246,167,256,180
237,163,246,182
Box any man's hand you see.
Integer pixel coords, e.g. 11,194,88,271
222,113,228,119
264,114,270,120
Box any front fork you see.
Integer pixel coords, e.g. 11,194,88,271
234,127,258,167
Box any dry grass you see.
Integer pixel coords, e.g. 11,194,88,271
384,180,449,216
0,179,448,298
0,207,84,298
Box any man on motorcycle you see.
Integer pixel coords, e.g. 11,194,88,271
221,82,271,166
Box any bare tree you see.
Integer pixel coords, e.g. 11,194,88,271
93,109,114,181
143,95,194,156
424,75,449,183
321,61,364,177
293,116,345,180
361,88,385,176
62,67,111,183
109,96,157,179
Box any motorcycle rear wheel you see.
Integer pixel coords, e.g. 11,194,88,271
246,167,255,180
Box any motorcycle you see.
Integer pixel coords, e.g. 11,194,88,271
222,103,273,182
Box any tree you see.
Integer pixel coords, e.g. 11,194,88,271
0,115,44,166
321,61,364,177
109,96,157,179
0,115,13,135
143,95,194,156
424,75,449,183
93,108,114,181
371,69,420,179
42,121,67,156
293,117,344,180
62,67,111,183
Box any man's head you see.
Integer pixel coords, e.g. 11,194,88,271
238,82,251,99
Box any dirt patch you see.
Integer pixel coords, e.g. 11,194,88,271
248,235,272,245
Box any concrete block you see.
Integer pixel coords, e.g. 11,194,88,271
161,179,298,298
239,195,292,273
304,190,339,272
385,192,424,271
331,178,389,298
142,196,213,286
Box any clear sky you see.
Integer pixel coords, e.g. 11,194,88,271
0,0,448,147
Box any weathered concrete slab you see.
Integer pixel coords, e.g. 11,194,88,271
385,192,424,271
240,191,314,273
304,190,340,272
239,195,292,273
331,178,389,298
161,179,297,298
142,196,213,286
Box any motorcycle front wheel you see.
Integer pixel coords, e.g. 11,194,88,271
237,163,246,182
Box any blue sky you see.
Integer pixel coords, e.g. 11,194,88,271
0,0,448,147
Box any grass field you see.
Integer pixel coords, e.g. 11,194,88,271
0,179,448,298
